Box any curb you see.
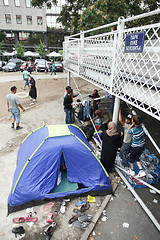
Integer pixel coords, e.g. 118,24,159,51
80,183,119,240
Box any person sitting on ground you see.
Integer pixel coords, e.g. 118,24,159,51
23,67,30,90
127,115,146,178
6,86,25,130
29,76,37,102
100,122,123,173
93,109,112,131
119,108,132,167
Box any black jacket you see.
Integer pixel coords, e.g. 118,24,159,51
63,94,73,110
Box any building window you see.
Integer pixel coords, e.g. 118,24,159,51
5,14,11,23
3,0,9,5
16,15,22,24
26,16,32,25
15,0,20,7
37,16,43,25
26,0,31,7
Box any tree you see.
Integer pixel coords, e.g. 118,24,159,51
78,0,129,31
31,0,159,33
35,40,49,58
14,41,25,58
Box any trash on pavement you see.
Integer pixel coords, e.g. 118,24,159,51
149,189,156,194
153,199,158,204
123,222,129,228
102,216,108,221
60,205,66,214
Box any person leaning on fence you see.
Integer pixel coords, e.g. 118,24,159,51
63,88,74,124
6,86,25,130
119,108,132,167
127,115,146,178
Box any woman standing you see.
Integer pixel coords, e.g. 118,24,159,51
101,122,123,173
29,76,37,101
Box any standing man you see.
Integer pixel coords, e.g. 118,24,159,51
63,88,74,124
28,59,32,74
23,67,30,90
6,86,25,130
51,61,56,76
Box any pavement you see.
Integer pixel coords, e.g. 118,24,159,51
0,72,67,83
0,71,159,239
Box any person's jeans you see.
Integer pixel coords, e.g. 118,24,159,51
119,142,131,167
65,109,73,124
10,109,20,123
51,69,56,75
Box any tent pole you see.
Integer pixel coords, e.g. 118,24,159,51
116,167,160,231
115,165,160,194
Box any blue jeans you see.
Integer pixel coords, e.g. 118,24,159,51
10,109,20,123
65,109,73,124
119,142,131,167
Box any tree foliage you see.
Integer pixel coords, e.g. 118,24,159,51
14,41,25,57
35,40,49,58
31,0,159,33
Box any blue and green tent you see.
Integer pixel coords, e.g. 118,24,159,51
8,124,111,214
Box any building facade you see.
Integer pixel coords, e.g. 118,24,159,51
0,0,47,32
46,0,66,29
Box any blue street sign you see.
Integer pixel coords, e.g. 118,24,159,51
124,31,145,53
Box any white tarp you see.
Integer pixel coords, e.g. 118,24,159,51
3,51,17,56
47,51,61,57
24,51,39,57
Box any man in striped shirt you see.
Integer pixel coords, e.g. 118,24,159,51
127,115,146,178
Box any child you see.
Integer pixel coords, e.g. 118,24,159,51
127,115,146,178
119,108,132,167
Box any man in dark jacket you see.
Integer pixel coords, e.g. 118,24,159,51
63,88,73,124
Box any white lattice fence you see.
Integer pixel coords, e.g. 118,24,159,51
63,10,160,120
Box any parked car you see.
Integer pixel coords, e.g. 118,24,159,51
0,60,7,71
49,62,64,72
20,62,35,72
2,61,22,72
35,60,50,72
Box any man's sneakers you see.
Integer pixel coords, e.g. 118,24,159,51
136,170,146,178
16,126,23,130
127,169,135,176
11,123,14,128
127,169,146,178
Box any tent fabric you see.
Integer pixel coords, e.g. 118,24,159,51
8,124,111,211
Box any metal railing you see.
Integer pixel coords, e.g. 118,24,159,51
63,9,160,121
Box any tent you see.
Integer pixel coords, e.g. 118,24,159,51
47,51,62,57
24,51,39,57
3,51,17,56
8,124,111,214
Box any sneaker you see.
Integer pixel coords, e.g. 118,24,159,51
127,169,135,176
136,170,146,178
16,126,23,130
11,123,14,128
